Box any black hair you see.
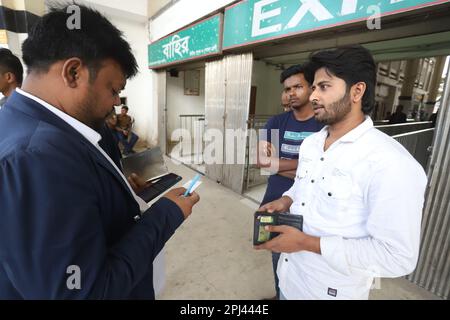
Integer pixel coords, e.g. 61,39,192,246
309,45,376,115
0,48,24,85
121,105,129,110
280,62,314,85
22,3,138,79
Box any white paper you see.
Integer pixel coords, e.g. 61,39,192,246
183,180,202,194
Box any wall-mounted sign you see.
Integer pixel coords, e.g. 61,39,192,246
149,13,223,69
223,0,450,49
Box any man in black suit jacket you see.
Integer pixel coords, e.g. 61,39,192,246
0,4,199,299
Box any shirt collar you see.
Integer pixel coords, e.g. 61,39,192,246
339,116,374,143
16,88,102,146
312,116,374,144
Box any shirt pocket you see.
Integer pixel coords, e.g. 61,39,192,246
297,165,310,179
316,169,353,220
296,156,314,180
292,163,313,211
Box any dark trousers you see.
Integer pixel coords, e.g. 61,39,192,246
115,131,139,154
272,252,281,299
261,192,282,299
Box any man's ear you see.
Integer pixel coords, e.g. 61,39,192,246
4,72,15,84
351,82,367,104
61,58,85,88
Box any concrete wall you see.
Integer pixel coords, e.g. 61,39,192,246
110,18,155,145
251,61,284,115
1,0,44,55
166,69,205,142
2,0,45,15
149,0,235,42
72,0,148,22
148,0,171,18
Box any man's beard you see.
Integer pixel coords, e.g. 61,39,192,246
315,92,352,125
77,89,107,131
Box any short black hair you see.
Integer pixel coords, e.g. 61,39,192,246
22,3,138,79
280,63,314,85
0,48,24,85
121,105,129,111
309,45,376,114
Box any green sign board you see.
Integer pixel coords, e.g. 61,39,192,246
223,0,449,49
149,14,223,69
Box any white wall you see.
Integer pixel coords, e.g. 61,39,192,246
252,61,284,115
52,0,148,22
166,69,205,142
149,0,235,42
109,18,155,145
83,0,147,16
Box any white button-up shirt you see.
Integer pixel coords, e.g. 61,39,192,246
279,117,427,300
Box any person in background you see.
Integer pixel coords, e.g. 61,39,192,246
389,105,407,124
100,108,152,195
257,63,324,299
429,110,439,127
99,109,122,168
0,48,23,108
256,45,427,300
116,105,139,155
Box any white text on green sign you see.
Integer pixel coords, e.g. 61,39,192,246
223,0,449,48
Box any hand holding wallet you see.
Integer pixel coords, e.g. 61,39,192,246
253,212,303,245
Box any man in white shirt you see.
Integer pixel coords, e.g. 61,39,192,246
255,45,428,300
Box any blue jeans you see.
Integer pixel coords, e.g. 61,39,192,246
115,131,139,154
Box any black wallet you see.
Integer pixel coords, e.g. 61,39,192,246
253,212,303,245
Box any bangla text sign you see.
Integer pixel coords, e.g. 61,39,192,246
148,14,223,69
223,0,450,49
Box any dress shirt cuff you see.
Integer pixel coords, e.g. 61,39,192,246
320,236,351,276
282,189,294,201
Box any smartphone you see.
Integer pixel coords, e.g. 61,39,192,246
137,173,182,202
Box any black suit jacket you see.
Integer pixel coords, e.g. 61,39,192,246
0,92,183,299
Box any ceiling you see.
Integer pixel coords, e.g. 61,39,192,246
259,31,450,67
